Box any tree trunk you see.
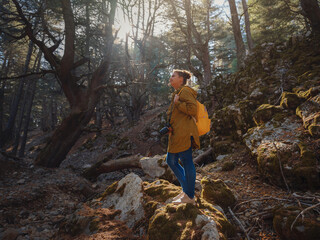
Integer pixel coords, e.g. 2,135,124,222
19,51,42,157
10,0,117,167
0,40,34,147
0,55,11,135
241,0,254,52
300,0,320,35
35,107,95,167
228,0,246,69
18,78,37,157
202,47,212,87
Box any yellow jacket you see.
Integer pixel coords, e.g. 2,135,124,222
167,86,200,153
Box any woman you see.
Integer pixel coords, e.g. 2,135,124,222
166,69,200,204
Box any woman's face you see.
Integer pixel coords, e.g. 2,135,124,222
169,72,183,89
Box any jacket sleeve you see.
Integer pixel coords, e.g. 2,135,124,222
175,89,197,117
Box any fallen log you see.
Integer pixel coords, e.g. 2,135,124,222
194,148,214,165
82,154,141,181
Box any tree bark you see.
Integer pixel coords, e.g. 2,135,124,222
228,0,246,69
300,0,320,35
35,109,96,167
241,0,254,52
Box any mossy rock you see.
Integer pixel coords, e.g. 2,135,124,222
221,161,235,171
296,99,320,130
100,181,124,200
148,201,235,240
273,206,320,240
253,104,282,125
147,204,200,240
280,92,305,110
256,142,319,190
200,178,236,209
143,179,181,203
308,122,320,137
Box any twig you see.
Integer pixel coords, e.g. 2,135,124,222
272,142,290,193
228,207,251,240
234,196,290,209
290,201,320,230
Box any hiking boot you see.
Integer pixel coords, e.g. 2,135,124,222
172,193,195,205
172,191,184,201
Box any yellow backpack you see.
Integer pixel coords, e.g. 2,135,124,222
194,100,211,136
179,87,211,136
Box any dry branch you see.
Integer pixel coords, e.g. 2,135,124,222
272,142,290,192
290,201,320,230
228,207,251,240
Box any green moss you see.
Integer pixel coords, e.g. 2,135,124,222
253,104,282,125
180,221,194,240
197,198,236,238
143,179,181,202
144,201,159,218
200,178,236,209
221,161,235,171
280,92,304,110
100,181,118,200
308,123,320,137
148,211,181,240
298,88,313,99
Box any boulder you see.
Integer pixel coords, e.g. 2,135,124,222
139,155,175,182
253,104,282,125
100,173,145,229
244,114,319,189
145,179,235,240
200,178,236,210
273,206,320,240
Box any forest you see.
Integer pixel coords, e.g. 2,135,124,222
0,0,320,239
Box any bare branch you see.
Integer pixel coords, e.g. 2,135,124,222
0,70,56,81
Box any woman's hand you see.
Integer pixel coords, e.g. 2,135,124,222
174,94,180,104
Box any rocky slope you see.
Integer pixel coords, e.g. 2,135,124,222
1,35,320,240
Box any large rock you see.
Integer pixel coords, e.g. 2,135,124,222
212,100,257,138
200,178,236,210
100,173,145,229
139,155,175,182
244,114,319,189
144,180,235,240
273,206,320,240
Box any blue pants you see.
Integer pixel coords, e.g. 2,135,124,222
166,147,196,199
